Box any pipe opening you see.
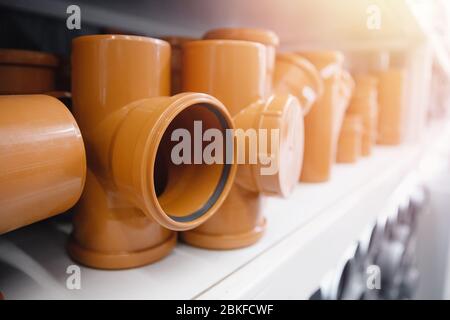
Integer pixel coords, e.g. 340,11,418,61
153,103,232,222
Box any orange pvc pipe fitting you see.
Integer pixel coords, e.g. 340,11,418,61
375,68,405,145
273,53,324,115
180,39,303,249
347,74,378,156
334,70,355,142
336,114,363,163
0,49,59,94
203,28,320,183
203,28,323,115
68,35,237,269
0,95,86,234
203,28,279,99
297,51,354,182
160,36,197,95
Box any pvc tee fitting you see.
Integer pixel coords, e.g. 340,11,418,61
347,74,378,156
336,114,363,163
203,27,324,185
375,69,405,145
204,28,323,115
0,95,86,234
204,28,279,98
68,35,236,269
274,53,324,115
0,49,59,95
297,51,354,182
180,39,303,249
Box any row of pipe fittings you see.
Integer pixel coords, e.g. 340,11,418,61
335,55,406,165
0,27,407,270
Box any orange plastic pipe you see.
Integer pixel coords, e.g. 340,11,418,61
180,39,303,249
203,28,279,100
0,94,86,234
68,35,237,269
336,114,363,163
297,51,354,182
334,70,355,144
204,28,324,115
203,28,323,184
375,68,405,145
347,74,378,156
0,49,59,95
274,52,323,115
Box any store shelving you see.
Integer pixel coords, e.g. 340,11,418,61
1,121,446,300
0,0,448,300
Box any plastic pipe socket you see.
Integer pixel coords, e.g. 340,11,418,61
0,95,86,234
68,35,237,269
204,28,279,98
375,68,405,145
347,74,378,156
273,53,324,115
204,28,323,114
180,39,303,249
203,28,324,183
336,114,363,163
297,51,354,182
0,49,59,95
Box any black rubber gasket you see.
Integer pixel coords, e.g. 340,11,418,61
166,104,233,223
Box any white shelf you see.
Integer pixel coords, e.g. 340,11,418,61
0,122,444,300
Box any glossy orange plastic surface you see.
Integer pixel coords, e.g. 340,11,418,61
298,51,354,182
203,28,323,185
68,35,237,269
376,68,405,145
181,39,303,249
0,95,86,234
347,74,378,156
334,70,355,145
0,49,59,94
203,28,279,98
182,183,266,249
274,53,323,115
336,114,363,163
182,40,267,116
203,28,323,116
